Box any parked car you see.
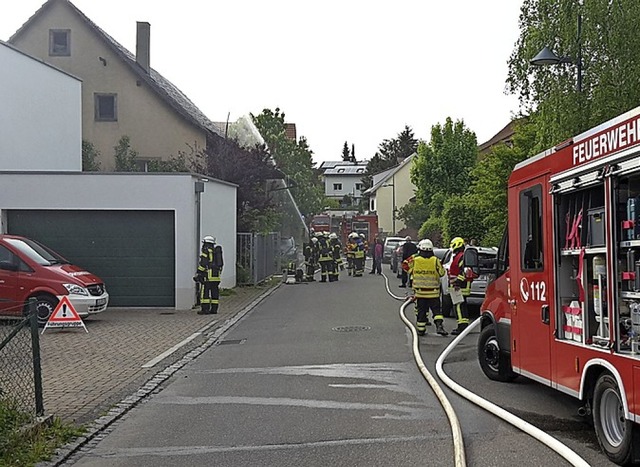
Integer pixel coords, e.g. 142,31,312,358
382,236,405,264
0,234,109,325
391,240,417,275
441,245,497,317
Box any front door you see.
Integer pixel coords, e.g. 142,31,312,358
0,245,19,314
510,179,553,383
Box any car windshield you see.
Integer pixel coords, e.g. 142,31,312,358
4,237,69,266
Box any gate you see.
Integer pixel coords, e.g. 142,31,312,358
237,232,281,285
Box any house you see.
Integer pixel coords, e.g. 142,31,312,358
0,6,237,310
319,161,368,204
363,154,417,235
9,0,224,171
0,40,81,171
478,121,516,156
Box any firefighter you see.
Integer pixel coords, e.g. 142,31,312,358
399,236,418,288
345,233,357,276
317,232,334,282
194,235,223,315
353,233,365,277
303,237,317,281
404,239,447,336
329,232,342,281
448,236,472,335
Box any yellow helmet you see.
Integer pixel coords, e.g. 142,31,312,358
450,237,465,250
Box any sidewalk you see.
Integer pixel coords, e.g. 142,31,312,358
39,280,280,426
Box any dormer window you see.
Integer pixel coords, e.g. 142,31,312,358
357,168,364,173
337,168,345,173
49,29,70,56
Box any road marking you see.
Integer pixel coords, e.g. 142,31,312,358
142,319,219,368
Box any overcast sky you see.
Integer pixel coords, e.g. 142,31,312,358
2,0,524,164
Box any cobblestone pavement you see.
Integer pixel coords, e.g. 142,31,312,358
38,281,280,426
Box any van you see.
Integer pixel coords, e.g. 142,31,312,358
0,234,109,325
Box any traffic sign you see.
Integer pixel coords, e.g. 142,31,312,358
42,296,88,333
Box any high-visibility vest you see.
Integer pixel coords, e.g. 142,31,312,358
410,255,444,298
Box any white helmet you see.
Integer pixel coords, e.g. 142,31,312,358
311,237,318,244
359,233,365,239
405,236,412,241
329,232,338,240
203,235,216,244
349,232,358,239
417,239,433,251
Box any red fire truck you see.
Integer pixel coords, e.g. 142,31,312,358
309,213,378,245
478,106,640,464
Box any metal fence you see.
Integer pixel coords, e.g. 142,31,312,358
0,299,44,423
237,232,283,285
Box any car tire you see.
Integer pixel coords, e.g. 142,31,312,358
593,372,634,465
477,324,516,382
33,295,58,327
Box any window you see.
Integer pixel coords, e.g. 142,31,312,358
520,184,543,271
49,29,70,56
94,93,117,121
333,183,342,191
355,183,363,191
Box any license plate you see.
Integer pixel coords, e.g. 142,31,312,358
96,298,106,306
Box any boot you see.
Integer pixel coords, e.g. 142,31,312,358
435,320,448,336
450,323,468,336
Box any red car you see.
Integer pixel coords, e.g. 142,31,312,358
0,235,109,325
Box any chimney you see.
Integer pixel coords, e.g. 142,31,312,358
136,21,150,73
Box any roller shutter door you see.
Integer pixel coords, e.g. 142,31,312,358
7,210,175,307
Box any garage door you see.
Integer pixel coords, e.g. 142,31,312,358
7,210,175,307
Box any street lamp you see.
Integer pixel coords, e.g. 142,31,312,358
530,14,582,93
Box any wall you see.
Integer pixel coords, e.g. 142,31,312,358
200,180,237,287
10,1,205,171
324,175,363,199
0,172,236,309
0,43,81,171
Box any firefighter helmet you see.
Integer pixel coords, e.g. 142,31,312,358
359,233,365,239
417,239,433,251
450,237,465,250
329,232,338,240
349,232,358,239
405,236,412,241
311,237,318,244
203,235,216,244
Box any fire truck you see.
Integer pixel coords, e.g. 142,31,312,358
478,105,640,464
309,213,379,245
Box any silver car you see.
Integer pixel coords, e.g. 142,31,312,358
382,236,405,264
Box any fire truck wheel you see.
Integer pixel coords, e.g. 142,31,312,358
593,373,633,465
477,324,516,382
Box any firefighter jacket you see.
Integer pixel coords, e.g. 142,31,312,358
317,237,332,262
449,250,471,296
197,244,223,282
346,240,356,259
353,239,365,259
330,239,342,260
303,243,315,264
405,253,445,298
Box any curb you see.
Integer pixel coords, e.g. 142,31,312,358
41,282,282,466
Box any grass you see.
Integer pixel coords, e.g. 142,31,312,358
0,400,85,467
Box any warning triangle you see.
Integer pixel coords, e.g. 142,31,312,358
49,296,83,322
42,296,88,333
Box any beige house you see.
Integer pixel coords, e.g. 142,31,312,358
364,154,416,236
9,0,223,171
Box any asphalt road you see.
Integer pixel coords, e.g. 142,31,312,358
64,270,614,467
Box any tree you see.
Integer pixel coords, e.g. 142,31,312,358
410,118,478,244
252,108,325,218
342,141,351,161
114,136,139,172
361,125,418,193
507,0,640,154
82,140,101,171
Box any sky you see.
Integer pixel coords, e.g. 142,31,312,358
1,0,524,164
